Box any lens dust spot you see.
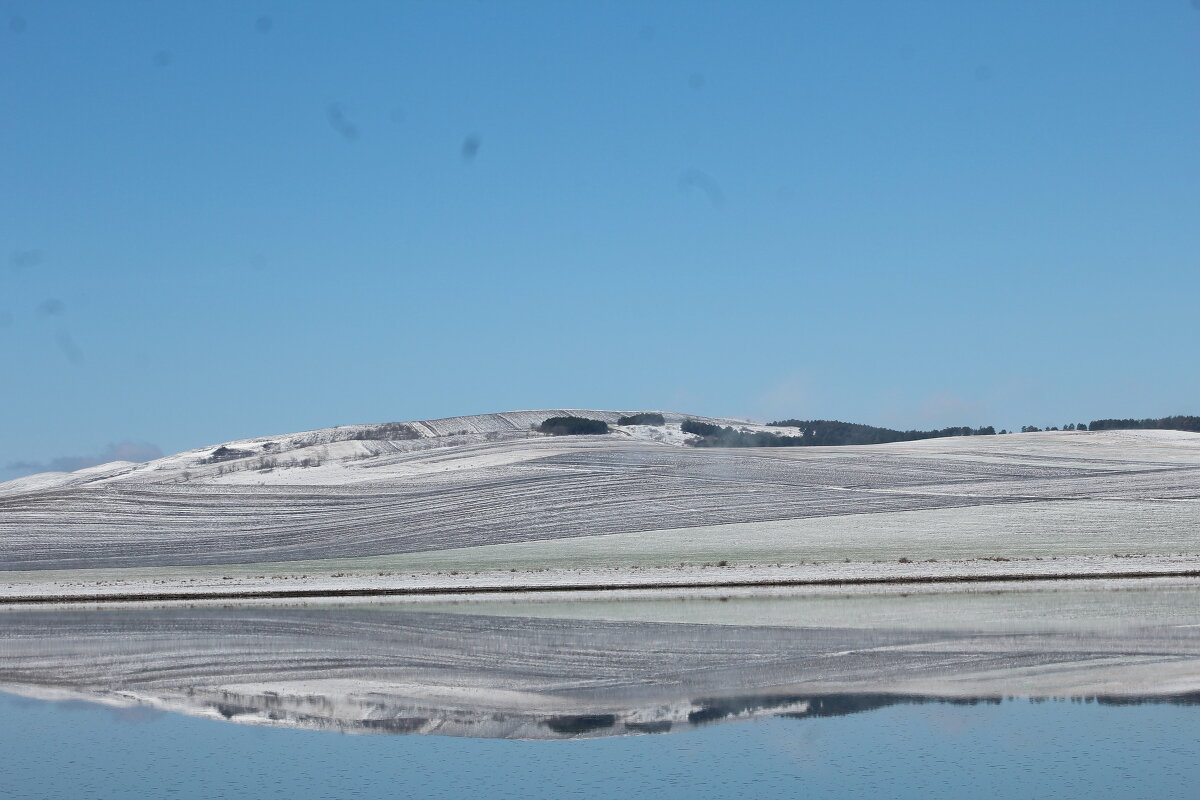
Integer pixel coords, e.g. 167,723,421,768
461,134,481,162
11,249,41,269
37,298,65,316
678,168,725,208
326,103,360,141
55,331,84,365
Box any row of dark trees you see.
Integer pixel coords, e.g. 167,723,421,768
533,412,1200,443
1020,424,1087,433
1019,417,1200,433
1085,416,1200,432
763,419,995,447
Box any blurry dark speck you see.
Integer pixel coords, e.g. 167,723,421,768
678,168,724,208
688,73,706,90
11,249,41,268
637,24,655,41
326,103,360,141
389,107,406,124
9,15,26,34
461,134,481,162
1193,0,1200,10
38,298,65,316
152,50,172,68
55,331,84,365
254,16,273,34
973,65,993,83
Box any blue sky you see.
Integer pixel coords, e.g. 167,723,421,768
3,1,1199,476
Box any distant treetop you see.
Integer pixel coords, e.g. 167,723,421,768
763,419,994,447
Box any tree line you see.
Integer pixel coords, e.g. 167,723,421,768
528,412,1200,444
1017,416,1200,433
762,419,995,447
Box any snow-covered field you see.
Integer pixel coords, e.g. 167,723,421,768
1,409,1198,598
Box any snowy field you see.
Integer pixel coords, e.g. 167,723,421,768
1,409,1198,598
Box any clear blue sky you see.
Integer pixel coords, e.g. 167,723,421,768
3,1,1199,476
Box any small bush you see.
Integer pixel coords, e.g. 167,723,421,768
538,416,609,436
618,412,665,426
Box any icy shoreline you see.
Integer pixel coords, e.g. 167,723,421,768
3,552,1199,604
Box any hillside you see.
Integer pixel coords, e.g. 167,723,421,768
1,409,1199,598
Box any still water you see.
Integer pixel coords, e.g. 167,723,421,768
2,692,1198,800
2,584,1199,798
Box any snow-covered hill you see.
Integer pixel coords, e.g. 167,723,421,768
1,410,1198,582
0,409,735,492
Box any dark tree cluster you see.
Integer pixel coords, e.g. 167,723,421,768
538,416,609,436
200,446,256,464
1020,423,1088,432
1086,416,1200,433
617,412,666,426
761,420,995,447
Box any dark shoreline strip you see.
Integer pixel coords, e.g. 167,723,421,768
3,568,1200,605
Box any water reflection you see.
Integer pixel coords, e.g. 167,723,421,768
1,592,1198,739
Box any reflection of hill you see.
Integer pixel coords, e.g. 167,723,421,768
2,604,1199,739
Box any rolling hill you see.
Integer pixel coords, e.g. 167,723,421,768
1,409,1199,598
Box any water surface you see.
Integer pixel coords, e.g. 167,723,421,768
2,692,1197,800
2,584,1198,797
